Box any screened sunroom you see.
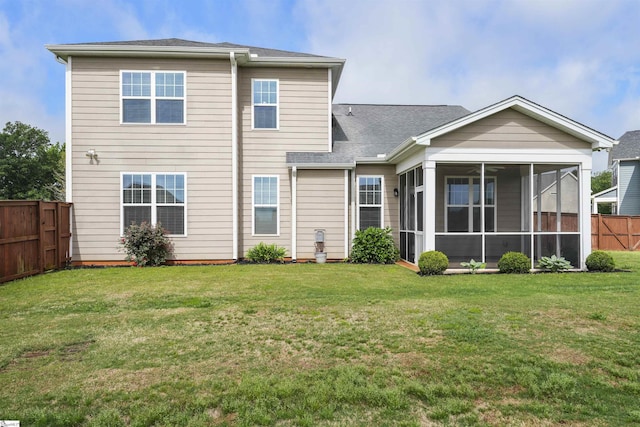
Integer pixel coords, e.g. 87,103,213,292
430,163,581,268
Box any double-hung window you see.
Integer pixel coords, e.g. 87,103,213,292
252,79,278,129
122,173,186,236
253,176,279,235
358,176,383,230
445,176,496,232
121,71,185,124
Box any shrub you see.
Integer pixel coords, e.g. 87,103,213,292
418,251,449,275
538,255,573,272
460,258,485,274
246,242,287,263
585,250,615,272
497,251,531,274
350,227,400,264
120,222,173,267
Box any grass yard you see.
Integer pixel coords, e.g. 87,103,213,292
1,253,640,426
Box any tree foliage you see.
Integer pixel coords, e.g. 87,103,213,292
591,170,613,214
0,121,65,200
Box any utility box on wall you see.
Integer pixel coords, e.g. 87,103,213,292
314,229,327,263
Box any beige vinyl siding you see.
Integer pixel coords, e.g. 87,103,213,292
70,56,233,261
431,108,587,149
355,165,400,244
238,67,330,255
296,170,346,259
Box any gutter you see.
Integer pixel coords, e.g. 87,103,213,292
385,136,417,162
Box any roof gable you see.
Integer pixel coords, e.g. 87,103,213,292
415,95,615,150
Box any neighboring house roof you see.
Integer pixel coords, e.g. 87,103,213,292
609,130,640,164
287,104,470,167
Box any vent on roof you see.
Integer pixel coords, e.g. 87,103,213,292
347,106,353,116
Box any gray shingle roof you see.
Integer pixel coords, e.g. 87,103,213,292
610,130,640,163
59,38,328,58
287,104,470,165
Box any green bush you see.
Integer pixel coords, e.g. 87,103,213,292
246,242,287,263
585,251,615,272
120,222,173,267
497,251,531,274
418,251,449,275
538,255,573,272
350,227,399,264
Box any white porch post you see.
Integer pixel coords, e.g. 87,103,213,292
580,165,592,269
424,160,436,251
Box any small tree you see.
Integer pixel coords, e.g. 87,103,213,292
120,222,173,267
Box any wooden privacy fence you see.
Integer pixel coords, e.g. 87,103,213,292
591,214,640,251
0,201,72,283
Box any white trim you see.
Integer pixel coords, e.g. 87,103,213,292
120,172,188,237
65,56,72,203
344,169,349,258
427,147,593,164
356,175,384,230
230,53,238,260
120,70,187,125
286,162,355,169
251,78,279,130
328,68,333,153
292,167,297,261
424,160,436,251
64,56,73,259
251,175,280,236
580,166,592,269
415,95,615,150
351,170,357,241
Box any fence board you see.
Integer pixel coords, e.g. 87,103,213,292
591,214,640,251
0,201,72,283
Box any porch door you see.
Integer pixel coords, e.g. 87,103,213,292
399,166,423,263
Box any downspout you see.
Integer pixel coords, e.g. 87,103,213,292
230,52,239,260
292,166,297,261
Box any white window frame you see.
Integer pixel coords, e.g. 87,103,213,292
120,70,187,125
357,175,384,230
251,78,279,130
120,172,187,237
444,175,496,232
252,175,280,236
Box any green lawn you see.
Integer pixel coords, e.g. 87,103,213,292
1,253,639,426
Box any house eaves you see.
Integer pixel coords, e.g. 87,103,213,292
414,95,616,151
45,38,345,96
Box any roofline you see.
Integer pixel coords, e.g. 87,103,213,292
45,42,345,96
591,185,617,199
415,95,616,150
611,156,640,162
285,162,355,169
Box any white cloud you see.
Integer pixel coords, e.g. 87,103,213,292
298,0,640,145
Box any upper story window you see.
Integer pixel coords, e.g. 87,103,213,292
252,79,278,129
121,71,185,124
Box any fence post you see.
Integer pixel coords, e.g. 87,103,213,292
38,201,45,273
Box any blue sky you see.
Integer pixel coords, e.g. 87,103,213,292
2,0,640,171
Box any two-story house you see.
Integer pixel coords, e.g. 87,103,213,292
47,39,615,269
